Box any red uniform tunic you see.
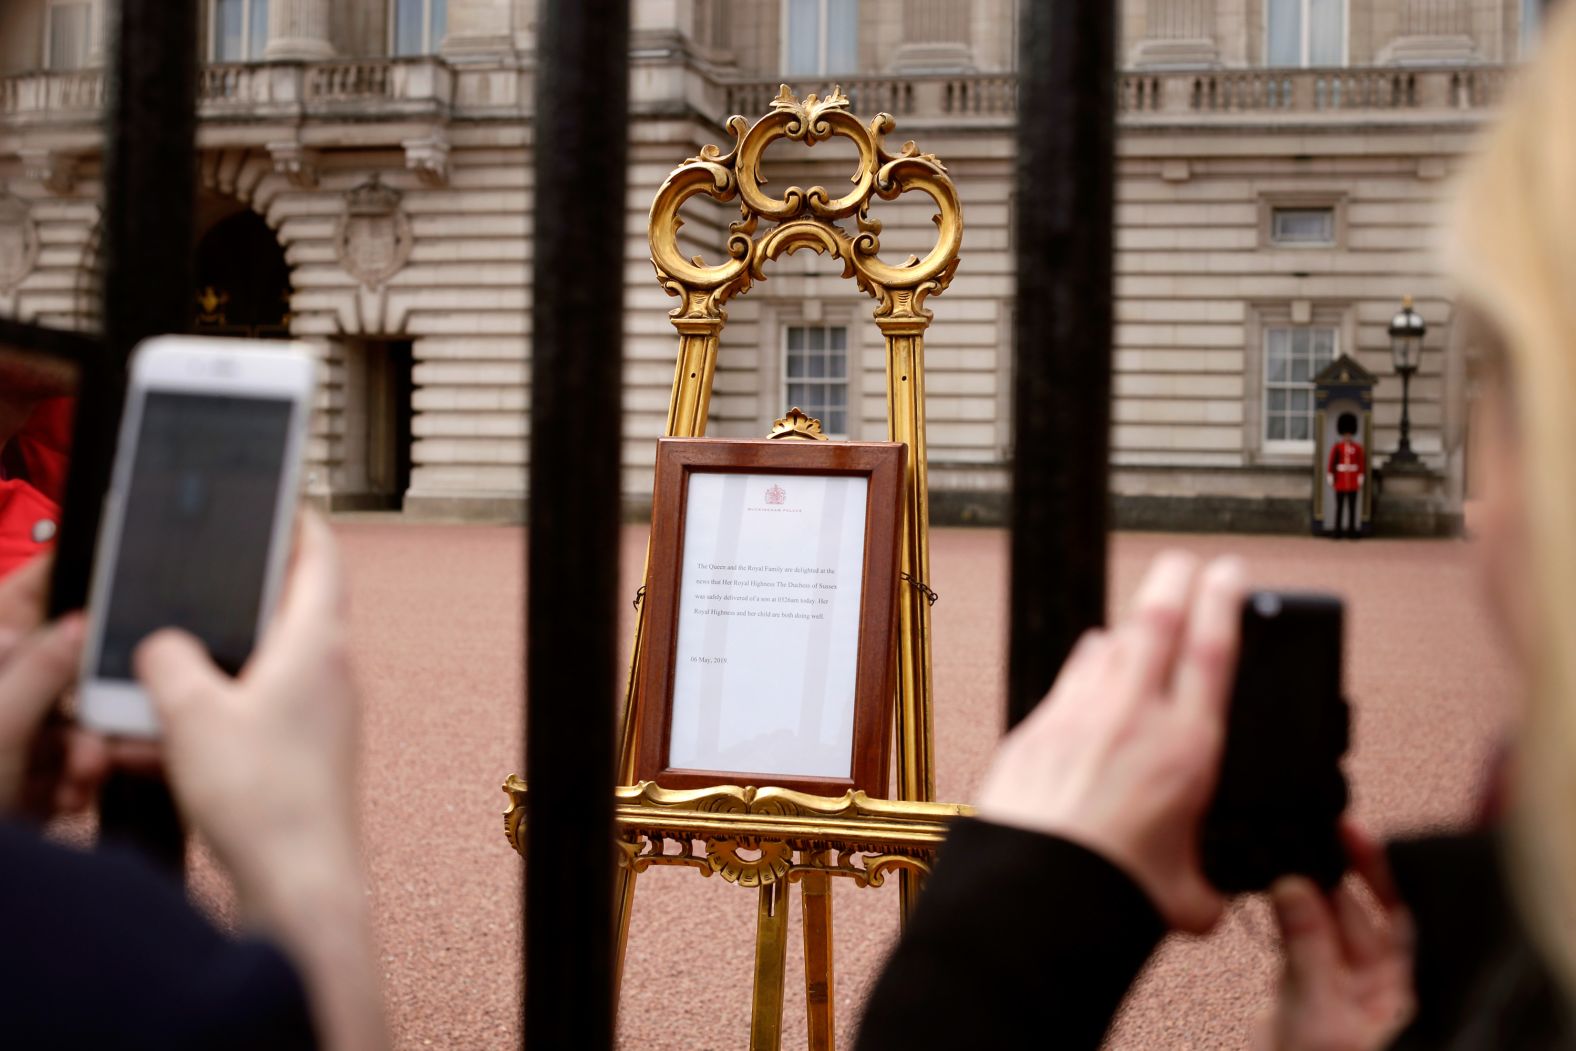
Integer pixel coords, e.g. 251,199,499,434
1327,438,1365,494
0,398,73,577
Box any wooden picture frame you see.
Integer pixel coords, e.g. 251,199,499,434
636,437,905,796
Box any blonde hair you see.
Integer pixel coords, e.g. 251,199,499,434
1452,4,1576,994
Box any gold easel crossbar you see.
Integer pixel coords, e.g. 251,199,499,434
503,777,972,889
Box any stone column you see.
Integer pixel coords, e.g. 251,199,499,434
442,0,514,59
891,0,974,71
264,0,335,61
1149,0,1215,39
86,0,108,65
1399,0,1470,36
1130,0,1219,68
1379,0,1475,63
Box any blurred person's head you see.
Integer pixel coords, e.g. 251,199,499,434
1451,0,1576,996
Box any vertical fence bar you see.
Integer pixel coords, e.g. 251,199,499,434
1008,0,1117,727
85,0,200,873
525,0,629,1047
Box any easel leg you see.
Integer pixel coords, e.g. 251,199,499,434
750,880,791,1051
801,872,835,1051
611,865,638,1016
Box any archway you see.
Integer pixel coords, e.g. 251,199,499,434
192,208,291,337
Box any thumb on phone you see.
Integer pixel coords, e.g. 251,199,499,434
135,629,232,724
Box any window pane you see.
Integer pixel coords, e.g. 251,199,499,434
1308,0,1345,65
826,0,859,73
829,326,846,352
1267,414,1287,441
1287,414,1311,441
788,382,812,409
49,3,91,70
215,0,245,60
1290,356,1310,382
248,0,269,58
1292,328,1311,355
827,386,847,408
394,0,425,54
786,0,821,75
1266,327,1289,365
826,409,847,434
787,326,805,352
807,352,826,378
807,326,825,352
1267,388,1287,412
787,351,806,377
1267,0,1301,66
430,0,447,47
1313,328,1335,361
1272,207,1335,244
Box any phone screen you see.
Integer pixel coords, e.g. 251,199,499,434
95,391,294,680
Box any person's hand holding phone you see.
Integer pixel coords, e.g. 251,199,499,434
976,552,1247,933
134,509,357,901
134,510,387,1051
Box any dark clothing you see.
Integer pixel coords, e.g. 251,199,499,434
1336,489,1360,537
857,820,1570,1051
1388,832,1571,1050
0,821,317,1050
856,819,1164,1050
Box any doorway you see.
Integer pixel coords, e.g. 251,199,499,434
351,339,414,510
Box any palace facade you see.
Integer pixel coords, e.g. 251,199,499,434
0,0,1537,529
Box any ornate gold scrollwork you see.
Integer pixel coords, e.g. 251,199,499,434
768,406,829,440
647,85,963,326
503,776,971,890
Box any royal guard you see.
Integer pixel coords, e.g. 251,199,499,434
1326,411,1365,539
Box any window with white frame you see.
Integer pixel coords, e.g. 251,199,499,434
1270,206,1336,246
784,0,859,76
785,324,850,435
1266,0,1345,67
46,2,92,70
211,0,268,61
1264,325,1336,445
392,0,448,55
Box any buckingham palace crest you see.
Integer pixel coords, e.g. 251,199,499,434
334,176,413,290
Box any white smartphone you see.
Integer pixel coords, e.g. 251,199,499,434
77,335,316,737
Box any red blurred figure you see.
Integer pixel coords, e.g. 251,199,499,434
0,355,75,577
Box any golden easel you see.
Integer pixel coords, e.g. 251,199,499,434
504,86,970,1049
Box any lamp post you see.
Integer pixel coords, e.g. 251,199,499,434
1387,295,1425,468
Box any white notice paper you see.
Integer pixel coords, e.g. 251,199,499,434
668,471,869,779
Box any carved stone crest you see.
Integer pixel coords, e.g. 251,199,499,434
0,193,40,294
334,177,412,289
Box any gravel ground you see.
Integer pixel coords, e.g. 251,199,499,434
320,522,1513,1050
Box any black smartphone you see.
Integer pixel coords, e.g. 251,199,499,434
1200,591,1350,894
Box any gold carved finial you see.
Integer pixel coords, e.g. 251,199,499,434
769,407,829,441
